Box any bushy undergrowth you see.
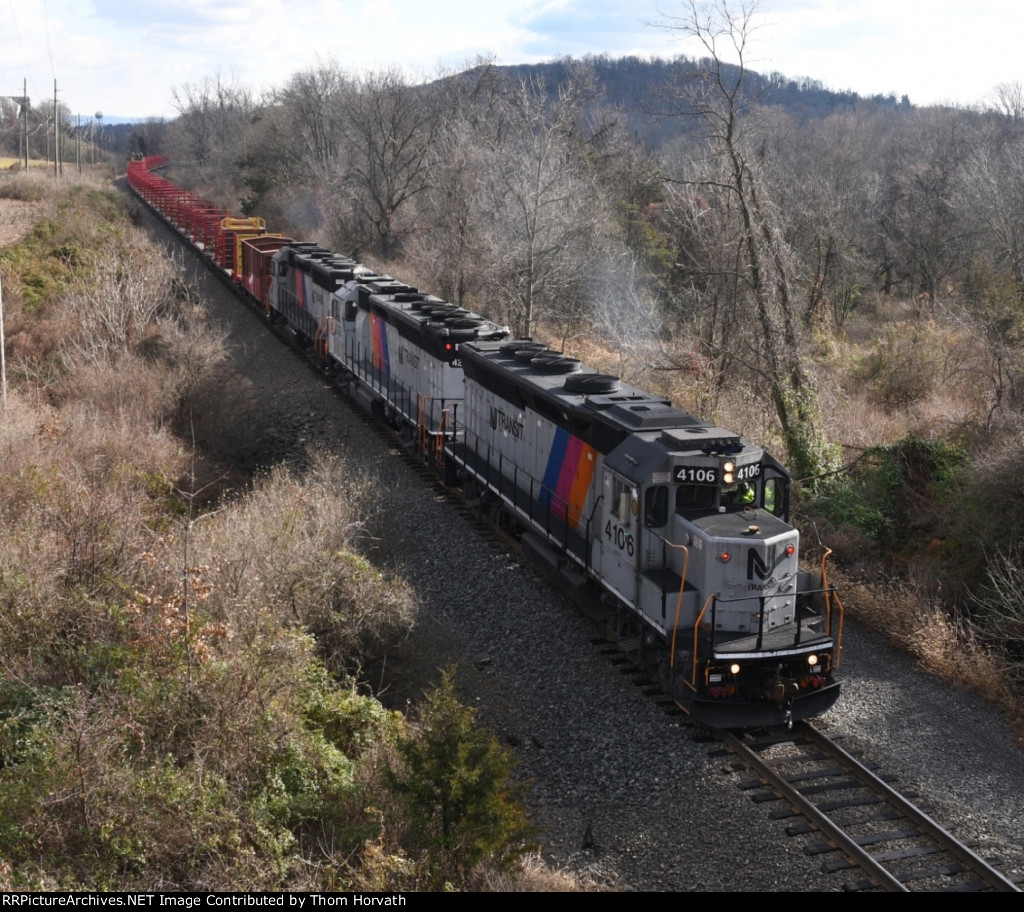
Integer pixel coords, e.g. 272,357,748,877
941,430,1024,603
168,454,417,677
0,180,535,890
818,430,1024,613
813,437,967,557
853,321,952,413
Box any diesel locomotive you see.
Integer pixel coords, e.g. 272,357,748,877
127,155,843,728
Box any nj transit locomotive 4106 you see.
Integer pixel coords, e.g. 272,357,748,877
127,156,844,728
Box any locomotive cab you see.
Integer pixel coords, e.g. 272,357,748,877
601,430,842,727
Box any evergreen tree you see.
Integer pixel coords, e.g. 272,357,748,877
389,669,534,887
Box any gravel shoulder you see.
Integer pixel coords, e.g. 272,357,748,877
135,191,1024,892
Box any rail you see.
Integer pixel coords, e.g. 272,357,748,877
719,722,1022,892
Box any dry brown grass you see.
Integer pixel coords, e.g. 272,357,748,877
838,572,1023,735
0,172,108,246
473,853,612,891
0,386,188,684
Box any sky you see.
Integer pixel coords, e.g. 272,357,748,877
1,0,1021,121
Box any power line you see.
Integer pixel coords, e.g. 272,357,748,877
39,0,56,80
5,0,42,99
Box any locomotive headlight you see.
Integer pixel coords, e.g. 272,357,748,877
729,663,741,675
807,654,819,667
723,460,735,484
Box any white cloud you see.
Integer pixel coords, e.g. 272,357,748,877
0,0,1016,119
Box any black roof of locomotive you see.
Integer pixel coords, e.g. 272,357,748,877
275,243,364,292
270,245,509,358
353,279,510,360
460,340,750,458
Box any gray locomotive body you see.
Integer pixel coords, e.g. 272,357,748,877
448,341,842,728
264,249,842,728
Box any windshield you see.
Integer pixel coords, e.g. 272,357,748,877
674,480,764,516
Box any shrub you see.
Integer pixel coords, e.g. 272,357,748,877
388,668,534,889
942,428,1024,595
183,454,417,674
0,173,51,201
973,544,1024,646
811,437,967,555
853,320,949,413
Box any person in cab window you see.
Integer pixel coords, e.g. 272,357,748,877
721,481,756,507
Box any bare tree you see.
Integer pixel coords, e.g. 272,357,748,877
408,111,489,305
992,81,1024,123
402,63,506,305
170,72,257,195
767,110,877,330
333,70,439,259
659,0,837,482
875,109,977,308
663,151,749,379
478,68,609,337
960,121,1024,298
276,60,349,178
237,61,350,224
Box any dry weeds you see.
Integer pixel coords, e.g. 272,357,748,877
838,572,1023,735
175,454,418,675
0,173,57,246
474,853,612,891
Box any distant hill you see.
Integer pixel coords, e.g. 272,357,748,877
452,55,915,148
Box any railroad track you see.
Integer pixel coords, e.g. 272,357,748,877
717,721,1022,892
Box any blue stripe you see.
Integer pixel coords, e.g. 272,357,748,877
540,428,570,506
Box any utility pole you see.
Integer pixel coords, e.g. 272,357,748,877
1,265,7,410
54,80,59,178
22,79,28,170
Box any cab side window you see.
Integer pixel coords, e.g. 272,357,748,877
764,478,785,516
613,477,635,526
645,485,668,527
